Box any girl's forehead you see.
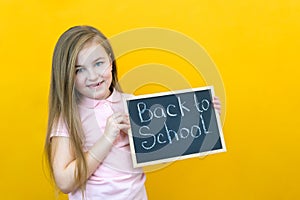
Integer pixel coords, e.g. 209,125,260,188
76,42,108,64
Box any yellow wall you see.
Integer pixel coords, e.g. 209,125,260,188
0,0,299,199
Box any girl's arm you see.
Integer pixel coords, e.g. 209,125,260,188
51,112,130,193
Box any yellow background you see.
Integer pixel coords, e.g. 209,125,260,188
0,0,299,199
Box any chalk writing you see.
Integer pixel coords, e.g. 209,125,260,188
137,94,210,150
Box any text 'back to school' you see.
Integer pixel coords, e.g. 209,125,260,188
135,94,211,150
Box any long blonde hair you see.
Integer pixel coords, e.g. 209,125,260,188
45,25,121,193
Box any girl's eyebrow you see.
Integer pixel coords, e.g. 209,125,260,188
75,57,106,68
92,56,106,63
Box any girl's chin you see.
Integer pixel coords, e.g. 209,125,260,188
88,90,111,100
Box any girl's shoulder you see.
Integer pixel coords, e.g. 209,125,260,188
121,92,135,99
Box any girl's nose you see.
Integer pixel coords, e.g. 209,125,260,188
87,68,98,80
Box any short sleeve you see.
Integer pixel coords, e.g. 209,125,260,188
50,118,69,138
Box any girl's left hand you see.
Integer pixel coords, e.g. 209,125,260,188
213,96,221,115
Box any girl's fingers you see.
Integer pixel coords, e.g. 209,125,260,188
212,96,221,115
104,113,130,141
109,113,129,125
117,123,131,131
212,96,220,104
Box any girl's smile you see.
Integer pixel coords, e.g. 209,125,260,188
87,80,104,88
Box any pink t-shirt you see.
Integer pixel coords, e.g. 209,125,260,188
51,89,147,200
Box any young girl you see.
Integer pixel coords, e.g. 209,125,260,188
45,25,221,200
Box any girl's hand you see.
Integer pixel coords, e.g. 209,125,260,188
213,96,221,115
104,112,130,143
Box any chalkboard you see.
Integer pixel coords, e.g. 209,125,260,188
126,86,226,168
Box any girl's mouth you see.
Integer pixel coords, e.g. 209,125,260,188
88,81,104,88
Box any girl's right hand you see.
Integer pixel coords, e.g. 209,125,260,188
104,112,130,143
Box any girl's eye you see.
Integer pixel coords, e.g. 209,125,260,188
95,61,104,67
75,68,85,74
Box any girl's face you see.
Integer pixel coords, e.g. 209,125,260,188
75,41,112,100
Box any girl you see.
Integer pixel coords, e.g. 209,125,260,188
45,25,221,200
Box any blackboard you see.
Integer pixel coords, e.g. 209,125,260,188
126,86,226,168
